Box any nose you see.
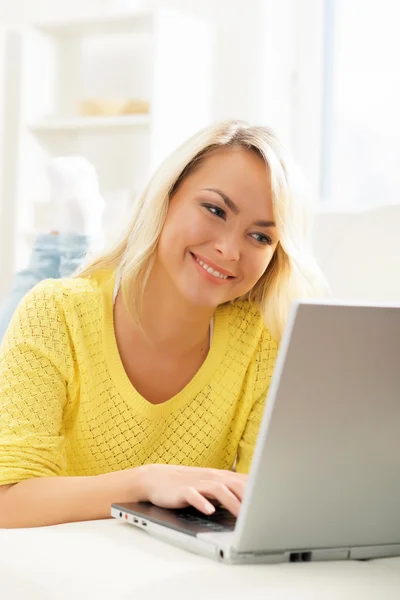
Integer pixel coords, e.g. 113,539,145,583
213,231,241,262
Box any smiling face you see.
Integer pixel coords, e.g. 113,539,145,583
155,146,278,308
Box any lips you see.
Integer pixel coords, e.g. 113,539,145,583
190,252,235,278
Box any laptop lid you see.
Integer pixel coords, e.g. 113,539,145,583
233,300,400,555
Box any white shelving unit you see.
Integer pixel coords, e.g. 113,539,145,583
28,114,151,132
35,12,155,38
0,9,213,300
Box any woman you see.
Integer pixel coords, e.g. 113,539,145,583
0,121,326,528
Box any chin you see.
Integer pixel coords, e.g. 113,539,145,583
185,292,221,308
179,285,224,308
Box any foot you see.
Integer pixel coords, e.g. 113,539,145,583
46,156,106,242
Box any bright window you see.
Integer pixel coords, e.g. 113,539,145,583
322,0,400,206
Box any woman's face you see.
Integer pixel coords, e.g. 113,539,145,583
156,147,279,308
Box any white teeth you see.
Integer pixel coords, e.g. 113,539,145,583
195,256,229,279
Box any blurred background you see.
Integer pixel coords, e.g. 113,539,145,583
0,0,399,303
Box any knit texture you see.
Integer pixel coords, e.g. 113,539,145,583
0,271,277,485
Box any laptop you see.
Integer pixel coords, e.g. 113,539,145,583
112,300,400,564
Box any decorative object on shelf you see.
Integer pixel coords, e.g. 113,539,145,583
28,114,150,133
78,98,150,117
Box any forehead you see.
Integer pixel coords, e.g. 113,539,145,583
180,147,272,208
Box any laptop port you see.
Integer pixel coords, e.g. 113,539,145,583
301,552,312,562
289,551,312,562
133,518,138,524
141,521,147,527
289,552,301,562
119,512,123,518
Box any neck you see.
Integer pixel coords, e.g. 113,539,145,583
127,266,215,354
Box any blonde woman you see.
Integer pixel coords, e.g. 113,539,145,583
0,121,326,528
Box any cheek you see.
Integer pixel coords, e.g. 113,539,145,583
158,208,210,259
165,211,213,250
184,215,209,243
245,247,276,283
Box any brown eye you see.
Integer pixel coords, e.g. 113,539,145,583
251,232,273,245
202,203,226,220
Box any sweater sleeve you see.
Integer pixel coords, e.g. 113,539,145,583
0,280,75,486
235,327,278,474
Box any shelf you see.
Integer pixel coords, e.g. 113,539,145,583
28,114,150,133
34,11,155,38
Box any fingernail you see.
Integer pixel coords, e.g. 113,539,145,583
205,503,215,514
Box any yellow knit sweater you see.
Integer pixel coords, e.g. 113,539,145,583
0,270,277,486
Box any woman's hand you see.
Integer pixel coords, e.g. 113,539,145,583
138,464,247,517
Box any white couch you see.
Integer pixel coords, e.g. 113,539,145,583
1,204,400,599
2,520,400,600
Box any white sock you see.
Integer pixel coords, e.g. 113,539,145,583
47,156,106,242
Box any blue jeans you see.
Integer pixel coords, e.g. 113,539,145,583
0,234,88,343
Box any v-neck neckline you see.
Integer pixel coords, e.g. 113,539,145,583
102,271,229,419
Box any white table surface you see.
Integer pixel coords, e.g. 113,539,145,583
1,519,400,600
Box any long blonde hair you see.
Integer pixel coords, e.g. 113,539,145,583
77,120,327,341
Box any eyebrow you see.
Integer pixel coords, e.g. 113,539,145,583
202,187,276,228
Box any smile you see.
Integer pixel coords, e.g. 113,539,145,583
191,254,233,280
195,256,228,279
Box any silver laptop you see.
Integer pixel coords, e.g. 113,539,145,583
112,300,400,564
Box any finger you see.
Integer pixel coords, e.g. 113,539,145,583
184,486,217,515
206,473,247,502
197,482,241,518
225,478,247,503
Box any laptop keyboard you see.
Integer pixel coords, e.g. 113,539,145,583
173,506,236,532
